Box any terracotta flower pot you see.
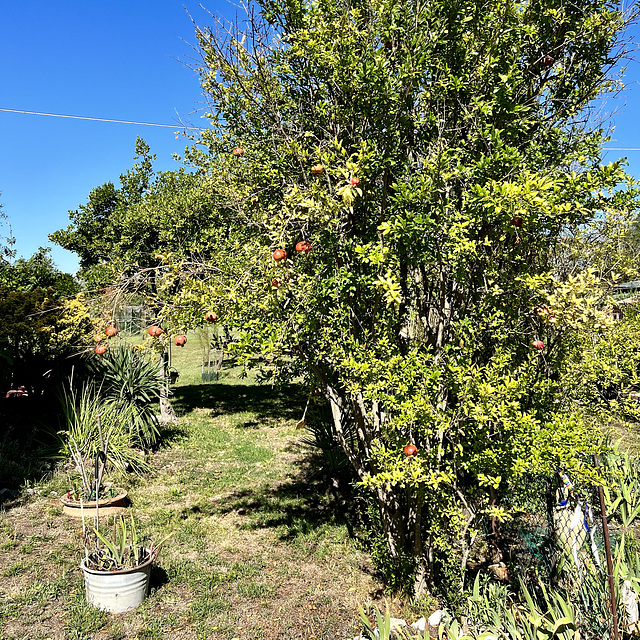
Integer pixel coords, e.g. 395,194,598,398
59,490,128,518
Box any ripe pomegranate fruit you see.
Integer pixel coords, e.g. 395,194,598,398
541,55,554,69
295,241,311,254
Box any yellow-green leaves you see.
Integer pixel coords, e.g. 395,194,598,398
373,271,403,308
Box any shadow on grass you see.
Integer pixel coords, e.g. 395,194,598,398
153,423,189,451
170,381,305,424
214,448,361,543
150,564,170,593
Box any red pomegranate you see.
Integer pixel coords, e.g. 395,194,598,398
295,241,311,254
541,55,554,69
174,335,187,347
403,444,418,456
105,325,118,337
205,311,217,323
232,146,244,156
311,164,324,175
148,326,163,337
532,339,545,350
95,345,108,355
273,248,287,262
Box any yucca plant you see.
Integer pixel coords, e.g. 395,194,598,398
518,580,578,640
87,346,162,447
465,572,512,634
83,512,174,571
85,514,144,571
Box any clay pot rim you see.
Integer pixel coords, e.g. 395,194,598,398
60,489,128,509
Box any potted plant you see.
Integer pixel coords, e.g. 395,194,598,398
81,513,172,613
55,379,149,518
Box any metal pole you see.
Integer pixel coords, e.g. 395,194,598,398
594,453,620,640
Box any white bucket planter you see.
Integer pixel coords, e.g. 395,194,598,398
81,550,153,613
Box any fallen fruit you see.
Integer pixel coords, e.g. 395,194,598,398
311,164,324,175
205,311,217,323
295,241,311,253
232,146,244,156
273,248,287,261
532,339,545,350
105,325,118,337
404,444,418,456
174,334,187,347
95,345,107,355
148,326,163,337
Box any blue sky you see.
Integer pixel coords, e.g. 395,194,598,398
1,2,639,275
0,1,233,273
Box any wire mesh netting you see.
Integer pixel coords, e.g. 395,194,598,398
497,468,616,639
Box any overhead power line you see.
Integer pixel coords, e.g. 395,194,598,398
0,107,205,130
2,108,639,149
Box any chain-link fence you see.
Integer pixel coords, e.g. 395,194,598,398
497,466,619,639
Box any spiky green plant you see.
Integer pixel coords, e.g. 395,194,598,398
55,377,149,498
87,346,162,447
83,514,174,572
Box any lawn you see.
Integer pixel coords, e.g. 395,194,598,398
0,334,395,640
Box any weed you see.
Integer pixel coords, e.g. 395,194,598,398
64,585,108,637
236,581,277,599
3,561,32,577
136,616,172,640
0,539,19,551
105,621,126,640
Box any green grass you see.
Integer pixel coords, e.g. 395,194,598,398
0,336,381,640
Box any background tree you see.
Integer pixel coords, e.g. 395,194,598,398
0,287,95,394
0,195,86,396
0,247,79,296
50,138,225,298
0,191,16,268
